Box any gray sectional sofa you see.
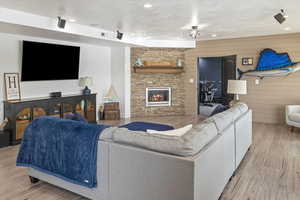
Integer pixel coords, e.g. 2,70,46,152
28,103,252,200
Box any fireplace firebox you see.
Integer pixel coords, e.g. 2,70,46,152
146,88,171,107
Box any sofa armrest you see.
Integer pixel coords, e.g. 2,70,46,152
108,143,195,200
234,110,252,169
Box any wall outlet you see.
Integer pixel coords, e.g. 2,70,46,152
255,79,260,85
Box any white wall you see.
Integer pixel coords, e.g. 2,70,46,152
111,47,131,118
0,33,111,122
124,47,131,118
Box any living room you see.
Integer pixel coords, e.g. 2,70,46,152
0,1,300,200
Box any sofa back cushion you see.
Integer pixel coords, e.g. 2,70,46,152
203,103,248,133
100,103,249,157
101,122,218,157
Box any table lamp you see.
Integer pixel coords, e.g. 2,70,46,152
227,80,247,105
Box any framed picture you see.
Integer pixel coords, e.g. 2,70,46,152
242,57,254,65
4,73,21,101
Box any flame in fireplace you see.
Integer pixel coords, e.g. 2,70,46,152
149,94,165,102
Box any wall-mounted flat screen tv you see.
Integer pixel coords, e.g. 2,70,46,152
21,41,80,81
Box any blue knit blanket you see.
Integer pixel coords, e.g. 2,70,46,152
16,117,109,188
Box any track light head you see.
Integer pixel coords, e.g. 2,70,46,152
116,30,123,40
57,16,66,29
189,26,201,40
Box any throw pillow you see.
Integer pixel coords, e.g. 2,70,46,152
147,124,193,138
65,113,87,122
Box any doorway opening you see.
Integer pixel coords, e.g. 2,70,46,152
198,55,236,116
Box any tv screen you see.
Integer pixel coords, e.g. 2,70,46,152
21,41,80,81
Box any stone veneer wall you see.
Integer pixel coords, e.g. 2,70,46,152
131,48,186,117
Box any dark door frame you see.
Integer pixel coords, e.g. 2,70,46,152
197,55,237,115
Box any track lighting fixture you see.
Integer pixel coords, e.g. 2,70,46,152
57,16,66,29
116,30,123,40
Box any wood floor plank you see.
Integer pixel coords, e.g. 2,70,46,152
0,117,299,200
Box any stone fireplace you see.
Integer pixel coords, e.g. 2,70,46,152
131,48,186,117
146,88,171,107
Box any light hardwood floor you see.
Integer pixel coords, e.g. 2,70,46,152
1,116,300,200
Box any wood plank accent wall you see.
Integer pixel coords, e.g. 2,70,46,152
184,33,300,124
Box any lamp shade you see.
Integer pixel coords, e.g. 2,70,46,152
104,86,119,102
79,77,93,88
227,80,247,95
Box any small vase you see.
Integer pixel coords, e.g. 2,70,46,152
83,86,91,95
177,59,184,67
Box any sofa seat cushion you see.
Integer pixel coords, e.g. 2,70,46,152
289,112,300,122
101,122,218,157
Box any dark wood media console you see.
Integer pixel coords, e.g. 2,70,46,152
4,93,97,145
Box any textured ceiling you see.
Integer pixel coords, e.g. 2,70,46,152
0,0,299,40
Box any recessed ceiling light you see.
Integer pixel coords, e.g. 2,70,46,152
211,34,217,37
90,24,99,27
69,19,76,22
144,3,153,8
284,27,291,31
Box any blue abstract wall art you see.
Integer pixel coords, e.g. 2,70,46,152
238,48,300,79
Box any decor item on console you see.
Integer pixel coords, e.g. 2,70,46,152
104,102,120,120
104,86,119,102
4,73,21,101
0,118,8,131
103,86,120,120
227,80,247,106
134,57,144,67
238,48,300,79
79,77,93,95
98,105,105,120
